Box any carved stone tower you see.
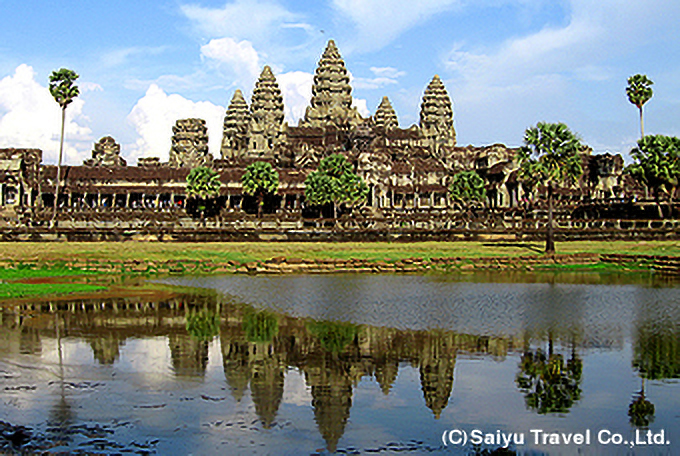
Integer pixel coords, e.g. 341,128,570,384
373,96,398,130
419,75,456,148
248,66,285,157
84,136,126,167
303,40,361,128
169,118,212,168
221,89,251,162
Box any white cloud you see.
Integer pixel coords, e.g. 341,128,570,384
201,37,262,88
181,0,299,41
332,0,462,52
0,64,92,165
277,71,313,125
126,84,225,163
353,98,370,117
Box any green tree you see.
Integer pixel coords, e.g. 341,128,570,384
304,153,368,218
518,122,583,253
241,161,279,217
186,166,222,221
626,74,654,138
448,170,486,209
49,68,80,228
626,134,680,216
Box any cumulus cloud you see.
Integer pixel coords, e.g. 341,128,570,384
201,37,262,88
0,64,92,165
277,71,313,125
126,84,225,163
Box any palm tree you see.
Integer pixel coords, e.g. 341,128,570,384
241,161,279,217
49,68,80,227
626,74,653,138
518,122,583,253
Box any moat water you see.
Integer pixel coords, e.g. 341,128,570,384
1,271,679,455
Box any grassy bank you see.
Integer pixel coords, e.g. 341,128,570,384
0,240,678,264
1,241,677,300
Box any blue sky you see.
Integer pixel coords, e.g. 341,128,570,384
1,0,679,165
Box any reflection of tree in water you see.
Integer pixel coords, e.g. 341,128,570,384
516,337,582,414
186,307,220,341
307,320,358,354
629,379,655,428
629,318,680,427
632,321,680,381
243,309,279,343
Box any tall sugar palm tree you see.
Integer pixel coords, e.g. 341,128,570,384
626,74,653,139
49,68,80,227
518,122,583,253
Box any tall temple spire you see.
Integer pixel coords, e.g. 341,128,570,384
419,75,456,146
251,65,284,131
248,65,285,156
374,96,398,130
303,40,361,128
221,89,251,161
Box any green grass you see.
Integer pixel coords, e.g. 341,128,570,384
0,282,107,299
0,265,97,281
0,240,678,265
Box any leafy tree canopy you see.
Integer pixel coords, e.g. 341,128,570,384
49,68,80,109
518,122,583,188
304,153,368,213
242,161,279,197
626,134,680,200
186,166,221,200
626,74,654,110
449,170,486,207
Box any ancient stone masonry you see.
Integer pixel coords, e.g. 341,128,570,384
169,118,212,168
302,40,362,129
221,89,251,162
84,136,126,167
0,39,641,229
249,66,285,155
373,96,398,130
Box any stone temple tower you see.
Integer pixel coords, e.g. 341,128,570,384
373,96,398,130
303,40,362,128
221,89,251,162
249,65,285,156
419,75,456,149
169,118,212,168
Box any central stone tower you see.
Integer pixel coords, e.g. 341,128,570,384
302,40,362,128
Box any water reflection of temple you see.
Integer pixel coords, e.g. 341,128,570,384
2,295,522,452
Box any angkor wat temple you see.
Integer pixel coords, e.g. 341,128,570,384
1,40,664,240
